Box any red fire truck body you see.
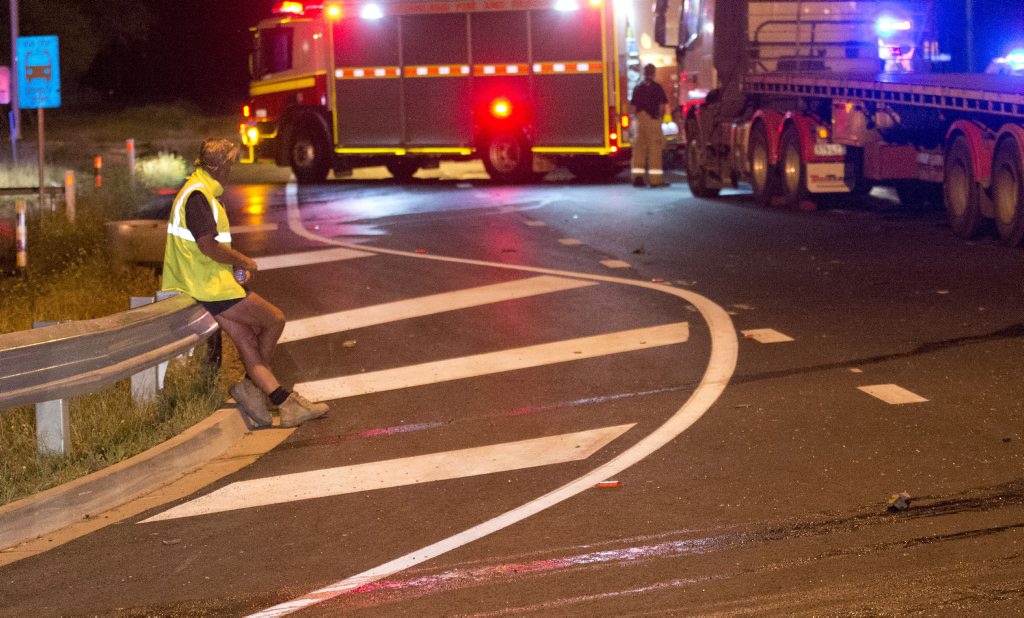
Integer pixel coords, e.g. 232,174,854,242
240,0,681,183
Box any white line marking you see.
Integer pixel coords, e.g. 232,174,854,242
741,328,794,343
280,276,596,343
600,259,631,269
559,238,583,245
246,184,738,617
254,247,375,271
296,323,689,402
858,384,928,404
230,223,279,234
140,424,635,522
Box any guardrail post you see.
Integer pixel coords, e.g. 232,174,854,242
64,170,76,222
126,139,136,188
129,296,158,404
33,321,71,456
154,291,180,386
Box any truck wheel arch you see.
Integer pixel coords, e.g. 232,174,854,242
276,109,331,167
751,109,785,165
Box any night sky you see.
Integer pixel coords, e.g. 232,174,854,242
8,0,1023,112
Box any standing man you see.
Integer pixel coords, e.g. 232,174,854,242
162,138,328,428
629,63,669,188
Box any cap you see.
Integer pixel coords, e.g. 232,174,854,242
195,138,239,173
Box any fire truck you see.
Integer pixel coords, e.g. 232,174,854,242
664,0,1024,245
239,0,682,183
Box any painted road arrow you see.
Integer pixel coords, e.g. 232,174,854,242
140,423,635,522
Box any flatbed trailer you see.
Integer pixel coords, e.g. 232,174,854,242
667,0,1024,245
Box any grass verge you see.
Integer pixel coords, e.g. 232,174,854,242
0,105,245,508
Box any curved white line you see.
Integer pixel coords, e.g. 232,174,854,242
248,184,738,617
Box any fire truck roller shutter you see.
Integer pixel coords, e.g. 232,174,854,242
402,13,473,146
530,8,605,147
333,14,402,146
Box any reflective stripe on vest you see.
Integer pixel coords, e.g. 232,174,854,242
161,169,245,302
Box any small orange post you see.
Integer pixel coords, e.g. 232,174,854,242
94,155,103,188
15,200,27,271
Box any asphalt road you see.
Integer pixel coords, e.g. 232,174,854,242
1,163,1022,615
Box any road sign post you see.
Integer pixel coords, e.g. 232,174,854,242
16,35,60,216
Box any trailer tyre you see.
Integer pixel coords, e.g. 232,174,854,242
991,138,1024,246
748,122,777,207
685,119,719,198
778,126,809,209
483,131,533,183
290,121,331,184
943,136,983,239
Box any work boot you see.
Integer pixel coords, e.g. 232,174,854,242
279,391,329,428
230,378,272,428
632,177,645,188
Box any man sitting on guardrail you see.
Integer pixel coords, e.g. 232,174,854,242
161,138,328,428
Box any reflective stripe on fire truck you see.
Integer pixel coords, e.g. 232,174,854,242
472,64,530,76
335,67,401,79
250,74,319,96
532,61,603,74
404,64,473,77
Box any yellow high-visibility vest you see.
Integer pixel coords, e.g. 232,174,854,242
161,169,244,302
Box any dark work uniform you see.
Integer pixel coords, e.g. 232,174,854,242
630,78,668,185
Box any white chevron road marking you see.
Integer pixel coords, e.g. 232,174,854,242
280,275,596,343
140,424,635,522
253,247,375,271
295,322,690,402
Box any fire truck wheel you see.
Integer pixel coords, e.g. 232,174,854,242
482,131,533,183
290,122,331,184
991,137,1024,246
943,135,983,239
685,119,719,198
778,126,809,209
386,159,420,182
748,122,777,207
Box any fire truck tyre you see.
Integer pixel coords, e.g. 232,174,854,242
943,136,983,239
483,131,533,183
748,123,777,207
991,138,1024,246
566,157,619,182
386,159,420,182
685,120,719,198
290,122,331,184
778,126,809,209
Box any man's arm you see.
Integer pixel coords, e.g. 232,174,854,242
195,235,258,272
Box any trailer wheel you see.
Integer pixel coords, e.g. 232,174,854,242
386,159,420,182
943,136,983,239
483,131,533,183
290,121,331,184
748,123,777,207
991,138,1024,246
685,119,719,198
778,126,809,208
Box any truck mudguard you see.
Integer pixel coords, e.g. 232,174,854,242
946,120,994,184
995,123,1024,172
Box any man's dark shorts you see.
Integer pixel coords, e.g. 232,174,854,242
200,290,249,316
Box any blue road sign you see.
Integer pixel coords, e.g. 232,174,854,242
17,36,61,109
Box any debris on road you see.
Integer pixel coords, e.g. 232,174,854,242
886,491,912,512
342,340,357,348
596,480,621,488
161,539,181,545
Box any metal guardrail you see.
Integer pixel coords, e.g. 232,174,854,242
0,295,218,447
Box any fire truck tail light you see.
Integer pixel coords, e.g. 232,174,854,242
554,0,579,11
273,1,305,15
620,114,630,129
326,4,342,18
490,97,512,119
609,132,618,141
242,105,251,118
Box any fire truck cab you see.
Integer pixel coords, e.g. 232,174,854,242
240,0,681,183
